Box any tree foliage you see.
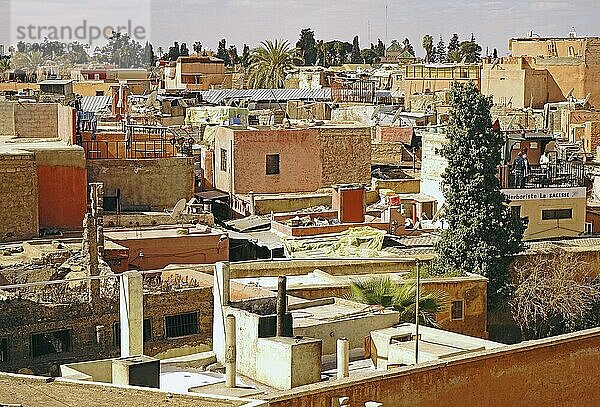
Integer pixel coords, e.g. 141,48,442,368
435,36,446,63
460,35,482,63
350,36,362,63
375,39,386,57
422,34,434,63
509,252,600,339
193,41,202,54
216,39,230,65
402,38,415,57
447,33,460,62
296,28,317,66
246,39,297,88
348,276,449,327
431,82,525,306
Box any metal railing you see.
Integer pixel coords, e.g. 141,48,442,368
500,161,587,189
83,139,177,159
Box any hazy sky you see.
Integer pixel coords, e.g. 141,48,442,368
2,0,599,56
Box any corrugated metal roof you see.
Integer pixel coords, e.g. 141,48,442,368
199,88,331,104
81,96,112,113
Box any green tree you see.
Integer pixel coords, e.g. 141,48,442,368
216,39,230,65
193,41,202,54
315,40,327,67
402,38,415,57
167,41,180,61
228,45,239,66
422,34,434,63
349,276,449,326
143,42,155,69
350,36,362,63
246,39,297,88
360,48,379,64
296,28,317,66
436,36,446,63
447,33,460,62
241,44,251,68
11,50,47,81
0,57,11,77
179,42,190,57
459,34,482,63
376,39,385,57
432,82,525,306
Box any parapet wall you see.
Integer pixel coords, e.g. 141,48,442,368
267,327,600,407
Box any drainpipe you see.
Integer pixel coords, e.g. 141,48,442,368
276,276,287,337
337,337,349,379
225,314,236,388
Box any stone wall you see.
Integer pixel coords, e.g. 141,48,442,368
0,285,213,375
318,127,371,187
0,103,15,136
268,328,600,407
0,153,39,241
87,158,195,211
13,103,59,138
371,142,412,164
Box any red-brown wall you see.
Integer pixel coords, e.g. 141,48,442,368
37,165,87,230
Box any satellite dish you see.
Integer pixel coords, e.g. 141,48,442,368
370,105,381,120
391,107,403,125
145,90,158,107
171,198,188,232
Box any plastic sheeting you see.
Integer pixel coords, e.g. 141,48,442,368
283,226,396,258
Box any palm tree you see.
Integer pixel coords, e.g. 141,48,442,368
349,276,449,327
422,35,434,63
0,58,10,78
10,51,47,82
246,39,297,89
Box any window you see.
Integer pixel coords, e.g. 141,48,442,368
451,301,464,320
0,338,7,362
31,329,72,357
529,142,538,149
96,90,104,96
220,148,228,172
511,205,521,219
542,209,572,220
113,319,152,346
94,73,100,80
266,154,280,175
165,312,199,338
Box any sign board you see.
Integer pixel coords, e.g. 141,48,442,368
503,187,586,201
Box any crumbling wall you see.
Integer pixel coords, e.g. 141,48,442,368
371,143,412,164
87,158,195,211
0,283,213,375
0,152,39,241
318,127,371,187
13,103,59,138
0,103,15,136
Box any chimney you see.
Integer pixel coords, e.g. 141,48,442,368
277,276,288,337
213,262,231,363
119,271,144,358
337,337,349,379
225,314,237,388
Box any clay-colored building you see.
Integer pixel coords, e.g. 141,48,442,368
403,63,481,110
483,36,600,108
164,55,232,91
212,124,371,195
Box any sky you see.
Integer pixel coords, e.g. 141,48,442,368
1,0,599,56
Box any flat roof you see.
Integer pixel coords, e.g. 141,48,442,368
105,225,222,240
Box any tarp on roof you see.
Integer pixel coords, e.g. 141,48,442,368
282,226,395,258
81,95,112,113
198,88,331,104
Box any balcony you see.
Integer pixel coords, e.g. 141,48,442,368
498,160,587,189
